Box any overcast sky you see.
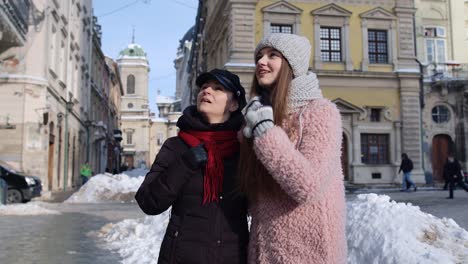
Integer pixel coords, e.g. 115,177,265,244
93,0,198,113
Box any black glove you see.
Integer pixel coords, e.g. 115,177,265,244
182,144,207,169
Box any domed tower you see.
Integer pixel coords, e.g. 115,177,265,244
117,43,151,169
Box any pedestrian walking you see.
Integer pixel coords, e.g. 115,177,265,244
135,69,248,264
443,153,468,199
80,162,92,185
239,33,347,264
399,153,417,192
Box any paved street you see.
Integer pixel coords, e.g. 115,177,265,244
0,202,145,264
347,188,468,230
0,190,466,264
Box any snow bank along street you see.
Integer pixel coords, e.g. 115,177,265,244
1,169,467,264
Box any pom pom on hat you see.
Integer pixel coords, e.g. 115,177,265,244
255,33,311,77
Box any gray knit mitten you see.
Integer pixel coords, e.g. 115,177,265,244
242,96,262,138
244,106,274,138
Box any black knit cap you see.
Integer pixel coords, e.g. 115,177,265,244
196,69,247,110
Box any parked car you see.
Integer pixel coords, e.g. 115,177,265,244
0,161,42,204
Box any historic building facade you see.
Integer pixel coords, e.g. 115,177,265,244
0,0,123,196
0,0,95,194
117,43,152,169
415,0,468,183
188,0,423,185
118,42,183,169
174,26,195,110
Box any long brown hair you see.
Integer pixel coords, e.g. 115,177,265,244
238,55,293,199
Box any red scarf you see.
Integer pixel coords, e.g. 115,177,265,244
178,130,239,204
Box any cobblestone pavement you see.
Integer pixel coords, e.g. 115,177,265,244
347,188,468,230
0,202,145,264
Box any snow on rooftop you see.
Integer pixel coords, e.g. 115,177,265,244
0,202,60,216
95,193,468,264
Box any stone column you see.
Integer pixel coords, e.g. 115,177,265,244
360,19,369,71
313,16,322,70
398,73,424,183
393,3,419,71
227,0,257,64
394,121,402,183
344,17,353,71
390,20,398,71
352,122,361,166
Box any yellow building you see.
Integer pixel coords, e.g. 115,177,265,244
189,0,423,186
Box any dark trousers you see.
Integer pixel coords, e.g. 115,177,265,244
81,175,88,185
447,178,468,198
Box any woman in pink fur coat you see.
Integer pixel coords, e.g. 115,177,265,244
239,33,347,264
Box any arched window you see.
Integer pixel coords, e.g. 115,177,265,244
127,74,135,94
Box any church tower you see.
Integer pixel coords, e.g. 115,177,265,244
117,42,151,169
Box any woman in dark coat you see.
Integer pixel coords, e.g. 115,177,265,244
135,69,248,264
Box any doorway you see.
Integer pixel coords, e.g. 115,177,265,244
48,122,55,191
431,134,453,182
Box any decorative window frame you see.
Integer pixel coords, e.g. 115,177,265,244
261,1,302,35
359,7,397,71
311,3,353,71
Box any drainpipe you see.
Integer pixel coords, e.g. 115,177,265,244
86,10,94,164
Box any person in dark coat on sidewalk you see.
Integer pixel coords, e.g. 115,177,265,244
443,153,468,199
135,69,248,264
399,153,416,191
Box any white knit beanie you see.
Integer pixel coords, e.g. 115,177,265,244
255,33,311,77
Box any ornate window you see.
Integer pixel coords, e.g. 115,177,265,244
261,1,302,35
320,27,342,62
368,30,388,64
432,105,450,123
311,4,352,70
126,131,133,145
271,24,293,34
370,108,381,122
361,134,389,164
359,7,397,71
127,74,135,94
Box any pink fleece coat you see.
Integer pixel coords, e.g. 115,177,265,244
248,98,347,264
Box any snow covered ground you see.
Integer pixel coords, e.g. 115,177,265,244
7,168,464,263
94,193,468,264
64,169,147,203
0,201,60,216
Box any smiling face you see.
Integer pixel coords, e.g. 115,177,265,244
196,80,238,124
255,47,284,89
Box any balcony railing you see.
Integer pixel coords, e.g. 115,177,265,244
0,0,31,42
422,62,468,82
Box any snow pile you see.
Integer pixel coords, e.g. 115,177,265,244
65,171,146,203
96,194,468,264
0,202,60,216
93,210,170,264
347,194,468,264
122,168,149,178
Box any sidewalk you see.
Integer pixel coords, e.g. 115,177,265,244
346,183,442,194
36,188,78,203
